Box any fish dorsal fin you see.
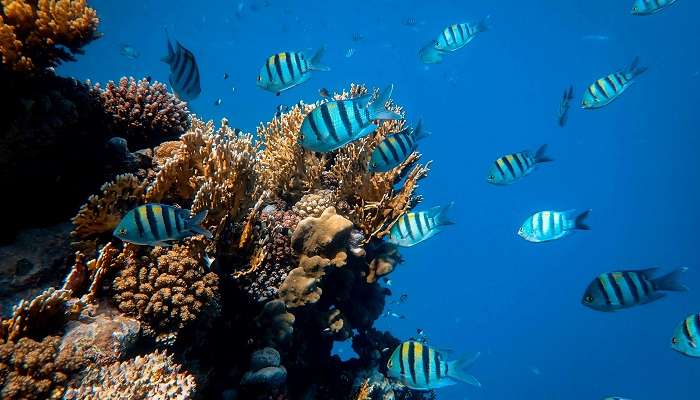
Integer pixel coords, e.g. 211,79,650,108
354,93,373,108
637,267,661,278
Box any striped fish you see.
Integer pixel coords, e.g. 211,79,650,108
582,267,688,312
419,40,446,64
518,209,590,243
558,86,574,127
161,31,201,101
671,313,700,357
581,57,647,109
113,204,212,246
434,17,490,52
631,0,677,15
300,85,403,153
386,203,454,247
370,120,429,172
257,48,330,95
386,341,481,390
486,144,552,185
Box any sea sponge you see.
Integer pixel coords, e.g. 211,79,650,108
241,347,287,388
256,299,295,347
0,0,100,72
93,77,190,149
111,242,219,342
63,350,196,400
0,335,88,400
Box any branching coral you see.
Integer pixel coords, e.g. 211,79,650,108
0,335,88,400
0,287,73,342
64,350,196,400
70,173,145,252
111,242,219,341
93,77,190,149
0,0,100,72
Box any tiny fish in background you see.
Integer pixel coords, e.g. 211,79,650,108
558,86,574,127
386,203,454,247
581,35,610,41
319,87,330,98
370,119,429,172
119,43,140,60
300,84,402,153
604,397,632,400
671,313,700,357
351,32,365,42
345,47,356,58
631,0,676,15
257,48,330,95
487,144,552,185
518,209,590,243
582,268,688,312
114,204,212,246
387,341,481,390
223,72,229,80
402,17,418,27
582,57,646,109
419,41,446,64
161,30,201,101
434,17,490,52
214,98,222,106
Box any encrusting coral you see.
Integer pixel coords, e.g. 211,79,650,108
0,0,100,72
64,350,196,400
93,77,191,149
111,242,219,342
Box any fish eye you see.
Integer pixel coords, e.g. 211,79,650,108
584,295,594,303
388,359,393,367
672,337,679,345
257,76,261,81
488,175,494,180
119,228,127,235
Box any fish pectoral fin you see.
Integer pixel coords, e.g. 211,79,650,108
357,124,378,138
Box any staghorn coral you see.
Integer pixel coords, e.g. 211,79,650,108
64,350,196,400
0,287,73,342
93,77,190,149
111,242,219,341
0,335,88,400
0,0,100,72
70,173,145,252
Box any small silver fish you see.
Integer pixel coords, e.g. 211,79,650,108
345,48,356,58
119,44,140,60
223,72,229,80
214,98,222,106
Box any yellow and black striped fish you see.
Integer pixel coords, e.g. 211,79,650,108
581,57,647,109
434,17,490,52
161,31,201,102
369,120,429,172
582,267,688,312
671,313,700,358
113,204,212,246
256,48,330,95
386,341,481,390
632,0,676,15
487,144,552,185
386,203,454,247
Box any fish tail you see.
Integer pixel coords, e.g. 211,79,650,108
161,28,174,64
652,267,689,292
308,46,331,71
186,209,213,239
566,85,575,100
534,144,553,163
447,352,481,387
476,15,491,33
627,56,648,79
369,84,403,120
430,202,455,227
574,209,591,230
411,119,430,142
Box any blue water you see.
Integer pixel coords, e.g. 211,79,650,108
61,1,700,398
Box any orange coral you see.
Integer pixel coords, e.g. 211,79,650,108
0,287,73,342
1,0,100,72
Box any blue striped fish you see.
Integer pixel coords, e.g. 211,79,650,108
257,48,330,95
671,313,700,358
434,17,490,52
370,120,429,172
486,144,552,185
518,209,590,243
300,85,403,153
418,41,446,64
582,268,688,312
386,341,481,390
581,57,647,109
386,203,454,247
113,204,212,246
161,31,201,102
631,0,677,15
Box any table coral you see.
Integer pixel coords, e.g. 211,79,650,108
0,0,100,72
64,350,196,400
93,77,190,149
111,242,219,342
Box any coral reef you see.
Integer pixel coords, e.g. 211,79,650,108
0,0,100,72
93,77,191,149
64,350,196,400
111,242,219,342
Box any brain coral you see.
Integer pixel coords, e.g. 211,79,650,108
111,242,219,342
